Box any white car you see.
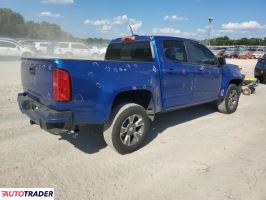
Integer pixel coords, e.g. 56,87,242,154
0,39,34,58
253,49,265,59
32,42,52,55
54,42,93,58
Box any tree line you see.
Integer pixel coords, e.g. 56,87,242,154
0,8,110,45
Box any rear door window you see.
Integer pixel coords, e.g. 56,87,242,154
105,41,153,61
0,41,16,48
71,44,88,49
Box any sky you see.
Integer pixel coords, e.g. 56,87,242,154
0,0,265,39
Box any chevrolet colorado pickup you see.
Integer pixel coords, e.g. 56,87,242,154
18,35,243,154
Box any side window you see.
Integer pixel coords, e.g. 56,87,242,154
0,41,16,48
71,44,88,49
56,43,69,48
40,43,49,47
163,40,187,62
189,42,217,65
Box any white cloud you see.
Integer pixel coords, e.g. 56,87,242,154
152,27,197,37
182,31,197,37
39,11,64,18
41,0,74,4
221,21,266,30
113,15,128,25
100,25,112,32
129,18,142,31
164,15,189,21
84,15,143,32
153,27,181,35
197,28,207,33
84,19,110,26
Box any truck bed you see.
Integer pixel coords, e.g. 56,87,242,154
21,58,161,124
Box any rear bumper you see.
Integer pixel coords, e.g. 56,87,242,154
17,93,73,130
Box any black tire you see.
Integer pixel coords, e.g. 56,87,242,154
259,78,264,83
217,84,240,114
103,103,150,154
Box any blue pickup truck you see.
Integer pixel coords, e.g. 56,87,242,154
18,35,243,154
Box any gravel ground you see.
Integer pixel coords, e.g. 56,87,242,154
0,59,265,200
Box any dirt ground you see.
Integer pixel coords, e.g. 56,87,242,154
0,59,265,200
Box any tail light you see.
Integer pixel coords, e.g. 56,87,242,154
53,68,71,102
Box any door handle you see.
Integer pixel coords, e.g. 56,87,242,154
166,68,175,74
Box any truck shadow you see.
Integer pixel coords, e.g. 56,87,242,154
55,103,216,154
142,103,216,148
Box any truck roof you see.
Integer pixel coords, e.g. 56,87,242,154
110,35,200,44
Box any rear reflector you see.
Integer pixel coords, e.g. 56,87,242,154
53,68,71,102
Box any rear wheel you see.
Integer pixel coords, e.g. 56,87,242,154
217,84,240,114
103,103,150,154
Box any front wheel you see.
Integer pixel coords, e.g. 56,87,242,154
103,103,150,154
217,84,240,114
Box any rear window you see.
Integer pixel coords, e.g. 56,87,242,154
105,41,153,61
0,41,16,48
40,43,49,47
71,44,88,49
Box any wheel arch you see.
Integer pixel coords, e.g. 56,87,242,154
108,89,155,121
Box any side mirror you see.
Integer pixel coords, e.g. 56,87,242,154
218,57,226,65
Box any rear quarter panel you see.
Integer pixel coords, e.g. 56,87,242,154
54,59,161,124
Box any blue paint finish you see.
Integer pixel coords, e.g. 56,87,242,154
19,35,243,126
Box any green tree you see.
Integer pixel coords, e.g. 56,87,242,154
0,8,27,38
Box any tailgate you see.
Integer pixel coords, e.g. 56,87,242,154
21,58,54,108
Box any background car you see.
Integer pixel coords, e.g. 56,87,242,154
209,46,227,57
0,38,34,59
252,48,265,59
54,42,93,58
254,54,266,82
31,41,53,56
224,47,239,58
238,51,255,59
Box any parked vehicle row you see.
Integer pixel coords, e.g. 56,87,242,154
0,37,107,59
0,38,35,59
209,46,266,59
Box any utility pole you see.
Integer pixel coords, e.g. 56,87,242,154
208,17,213,46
